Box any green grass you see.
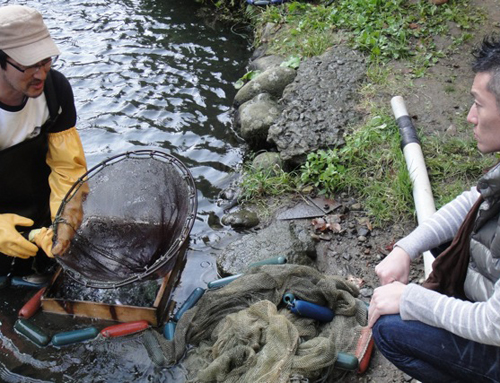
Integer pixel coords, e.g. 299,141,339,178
299,114,414,225
223,0,493,225
240,112,495,226
423,135,498,208
253,0,482,67
238,163,298,202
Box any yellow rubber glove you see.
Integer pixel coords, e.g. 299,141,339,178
29,227,55,258
46,127,88,257
46,127,88,221
0,214,38,259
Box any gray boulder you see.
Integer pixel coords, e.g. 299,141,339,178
238,93,281,150
221,209,260,229
234,66,297,107
248,54,285,72
252,152,283,175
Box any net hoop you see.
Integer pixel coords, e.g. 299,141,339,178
53,150,197,289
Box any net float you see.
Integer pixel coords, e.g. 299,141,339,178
172,287,205,322
248,256,287,268
288,300,335,322
18,287,46,319
335,352,359,371
52,327,99,346
100,320,149,338
163,321,176,340
283,293,335,322
207,274,242,290
14,319,50,347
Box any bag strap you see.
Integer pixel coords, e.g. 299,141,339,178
43,70,61,126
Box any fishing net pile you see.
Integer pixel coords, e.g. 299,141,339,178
53,150,197,288
143,264,369,382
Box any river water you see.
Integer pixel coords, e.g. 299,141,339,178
0,0,251,381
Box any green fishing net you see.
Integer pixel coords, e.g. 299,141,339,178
142,264,369,382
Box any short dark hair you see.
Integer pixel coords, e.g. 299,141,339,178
472,35,500,105
0,50,7,70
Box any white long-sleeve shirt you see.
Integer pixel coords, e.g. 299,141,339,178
395,187,500,346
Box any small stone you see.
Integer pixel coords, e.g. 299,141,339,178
357,227,370,237
360,287,373,298
221,209,259,229
351,203,362,211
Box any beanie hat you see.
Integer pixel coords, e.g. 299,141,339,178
0,5,60,66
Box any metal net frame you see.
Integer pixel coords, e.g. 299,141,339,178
53,150,197,289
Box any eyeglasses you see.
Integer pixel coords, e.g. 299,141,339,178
6,56,58,76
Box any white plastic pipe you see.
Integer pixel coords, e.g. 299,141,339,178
391,96,436,278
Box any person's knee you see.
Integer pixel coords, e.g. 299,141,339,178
372,314,402,356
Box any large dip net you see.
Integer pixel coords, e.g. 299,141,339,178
52,150,197,289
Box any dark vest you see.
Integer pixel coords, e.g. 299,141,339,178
464,163,500,301
0,71,60,228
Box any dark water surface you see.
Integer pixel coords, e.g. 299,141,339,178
0,0,251,381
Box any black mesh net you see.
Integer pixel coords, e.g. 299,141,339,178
52,150,197,289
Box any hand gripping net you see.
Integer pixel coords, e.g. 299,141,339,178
52,150,197,289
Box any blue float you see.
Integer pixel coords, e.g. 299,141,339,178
207,274,242,290
172,287,205,322
163,321,176,340
284,293,335,322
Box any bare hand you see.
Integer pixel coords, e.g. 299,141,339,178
368,281,406,328
375,246,411,285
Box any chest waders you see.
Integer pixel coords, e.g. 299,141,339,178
0,71,60,275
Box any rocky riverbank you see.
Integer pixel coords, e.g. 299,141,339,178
209,0,500,381
216,37,420,383
233,44,366,168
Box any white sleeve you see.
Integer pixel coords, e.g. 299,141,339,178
400,280,500,346
396,187,480,260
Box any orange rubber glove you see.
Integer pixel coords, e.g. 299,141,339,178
0,214,38,259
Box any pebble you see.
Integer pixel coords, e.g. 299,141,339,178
360,287,373,298
357,227,370,237
351,203,362,211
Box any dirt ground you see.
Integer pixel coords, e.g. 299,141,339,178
310,1,500,381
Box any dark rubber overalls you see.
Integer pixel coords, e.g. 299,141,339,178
0,72,60,276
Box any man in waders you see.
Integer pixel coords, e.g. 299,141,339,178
0,5,87,283
368,35,500,383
